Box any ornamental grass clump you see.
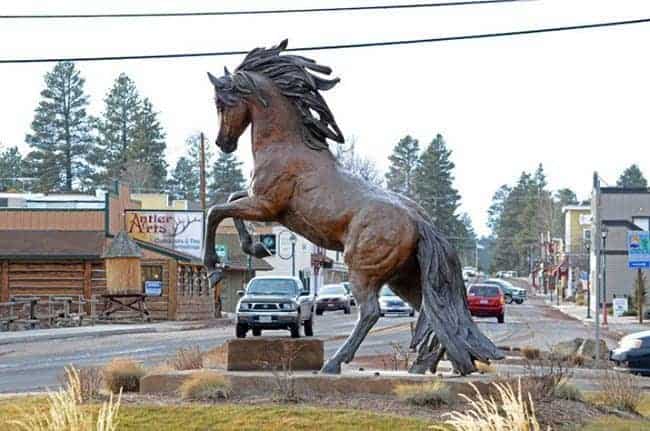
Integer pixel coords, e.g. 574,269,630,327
102,358,145,393
168,346,204,370
439,380,547,431
394,380,454,407
179,370,232,401
590,371,642,413
552,378,582,401
9,365,121,431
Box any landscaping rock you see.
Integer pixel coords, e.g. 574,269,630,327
551,338,583,357
576,338,609,359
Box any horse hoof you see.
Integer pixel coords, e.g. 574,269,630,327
320,361,341,374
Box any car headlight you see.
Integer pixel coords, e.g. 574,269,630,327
279,302,297,311
619,337,642,349
239,302,253,311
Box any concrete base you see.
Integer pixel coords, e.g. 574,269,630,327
206,337,324,371
140,368,496,398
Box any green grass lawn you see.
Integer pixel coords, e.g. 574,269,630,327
0,397,433,431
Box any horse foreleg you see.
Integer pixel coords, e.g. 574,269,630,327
321,282,380,374
202,196,277,288
227,191,272,259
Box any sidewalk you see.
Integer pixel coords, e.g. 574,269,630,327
545,296,650,337
0,318,232,346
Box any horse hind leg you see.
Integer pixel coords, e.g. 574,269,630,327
228,191,272,259
321,275,381,374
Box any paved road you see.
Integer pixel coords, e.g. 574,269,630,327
0,293,629,393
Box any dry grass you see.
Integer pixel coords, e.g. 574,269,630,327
179,371,231,401
474,361,495,374
438,380,547,431
519,355,570,401
394,380,454,407
8,366,121,431
568,354,586,367
589,371,642,413
102,358,145,394
521,347,541,361
60,366,103,402
167,346,203,370
380,342,414,371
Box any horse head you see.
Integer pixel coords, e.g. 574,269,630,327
207,39,345,154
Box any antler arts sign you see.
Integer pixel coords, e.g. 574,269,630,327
125,210,204,258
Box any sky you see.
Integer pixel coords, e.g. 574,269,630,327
2,0,650,236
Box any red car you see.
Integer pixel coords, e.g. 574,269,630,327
467,283,505,323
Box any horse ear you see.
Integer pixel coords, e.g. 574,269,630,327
277,39,288,50
224,66,231,76
207,72,220,88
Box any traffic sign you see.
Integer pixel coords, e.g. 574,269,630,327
627,231,650,268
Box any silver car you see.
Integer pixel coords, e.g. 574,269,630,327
379,286,414,317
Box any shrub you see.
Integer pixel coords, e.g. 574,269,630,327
474,361,495,374
441,380,543,431
394,380,454,407
590,371,642,413
102,358,145,393
10,365,121,431
552,379,582,401
168,346,203,370
179,371,231,401
60,365,103,402
568,354,586,367
521,347,541,361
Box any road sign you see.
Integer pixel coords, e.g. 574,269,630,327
627,231,650,268
613,297,628,317
215,244,228,260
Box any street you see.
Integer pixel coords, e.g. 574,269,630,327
0,294,632,393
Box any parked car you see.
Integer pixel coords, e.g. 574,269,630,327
483,278,526,304
379,286,415,317
340,281,356,306
316,284,352,315
467,283,505,323
235,276,314,338
610,330,650,376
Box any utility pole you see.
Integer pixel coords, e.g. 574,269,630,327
199,132,207,210
592,172,601,366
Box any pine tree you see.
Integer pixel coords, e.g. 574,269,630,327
168,156,197,200
130,98,168,190
385,135,420,198
414,133,460,236
91,73,141,188
25,61,94,192
208,150,246,203
617,164,647,188
0,146,26,191
552,188,578,238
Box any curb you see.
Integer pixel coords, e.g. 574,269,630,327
0,326,160,346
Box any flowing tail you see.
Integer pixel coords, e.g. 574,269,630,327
416,221,504,375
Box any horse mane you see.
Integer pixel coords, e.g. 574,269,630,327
229,39,344,151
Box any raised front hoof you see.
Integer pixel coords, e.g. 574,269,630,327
207,269,225,288
320,360,342,374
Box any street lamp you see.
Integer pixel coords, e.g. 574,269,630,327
601,226,608,326
290,233,297,277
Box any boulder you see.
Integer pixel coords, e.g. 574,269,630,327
551,338,583,358
207,337,324,371
576,338,609,359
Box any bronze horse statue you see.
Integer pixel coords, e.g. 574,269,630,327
203,40,503,375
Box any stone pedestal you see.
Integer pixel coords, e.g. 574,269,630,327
208,337,324,371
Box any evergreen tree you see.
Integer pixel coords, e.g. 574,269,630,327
487,185,511,233
91,73,141,187
385,135,420,198
0,146,26,191
130,98,168,190
25,61,93,192
208,150,246,202
414,133,460,236
168,156,197,200
552,188,578,238
617,164,647,188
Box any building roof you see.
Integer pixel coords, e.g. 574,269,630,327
0,230,105,259
227,255,274,271
103,231,142,258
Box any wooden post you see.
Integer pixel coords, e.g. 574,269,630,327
168,260,178,320
83,261,92,315
199,132,206,210
0,260,8,302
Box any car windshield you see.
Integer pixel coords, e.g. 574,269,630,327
247,279,298,296
469,285,500,297
320,285,346,295
380,286,397,297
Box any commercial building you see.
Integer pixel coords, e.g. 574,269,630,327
562,205,591,297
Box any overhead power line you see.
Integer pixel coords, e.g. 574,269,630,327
1,17,649,64
0,0,532,19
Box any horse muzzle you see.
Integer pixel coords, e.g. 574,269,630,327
215,137,238,153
